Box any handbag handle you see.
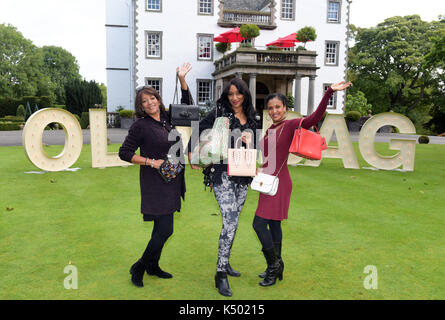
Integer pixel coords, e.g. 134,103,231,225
173,72,195,105
234,136,253,149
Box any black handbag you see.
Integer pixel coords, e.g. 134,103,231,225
169,74,200,127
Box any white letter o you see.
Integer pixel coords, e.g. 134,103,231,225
22,108,83,172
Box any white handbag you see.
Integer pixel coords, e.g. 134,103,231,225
250,122,286,196
251,173,279,196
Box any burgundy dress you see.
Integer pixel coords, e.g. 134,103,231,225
255,87,334,221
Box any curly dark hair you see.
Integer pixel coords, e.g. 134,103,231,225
216,78,258,126
134,86,167,119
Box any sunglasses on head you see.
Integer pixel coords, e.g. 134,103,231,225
136,85,158,94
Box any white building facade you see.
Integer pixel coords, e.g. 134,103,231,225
106,0,351,116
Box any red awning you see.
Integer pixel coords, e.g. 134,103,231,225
214,27,246,43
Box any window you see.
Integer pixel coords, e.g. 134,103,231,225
323,84,337,109
146,0,161,11
327,0,341,23
198,0,213,15
197,34,213,61
197,80,212,105
145,78,162,95
281,0,295,20
325,41,339,66
146,31,162,59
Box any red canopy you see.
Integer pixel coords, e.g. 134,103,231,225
266,33,302,48
214,27,246,43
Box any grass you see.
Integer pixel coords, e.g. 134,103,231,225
0,142,444,300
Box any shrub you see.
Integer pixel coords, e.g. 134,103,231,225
119,110,134,118
345,111,361,122
0,121,22,131
239,24,260,39
16,105,25,117
215,42,231,55
296,26,317,47
418,136,430,144
80,112,90,129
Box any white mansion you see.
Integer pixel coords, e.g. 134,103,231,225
106,0,351,116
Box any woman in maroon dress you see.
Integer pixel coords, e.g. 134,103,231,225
252,81,351,286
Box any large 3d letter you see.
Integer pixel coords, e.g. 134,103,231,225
305,114,360,169
89,109,131,168
22,108,83,172
359,112,416,171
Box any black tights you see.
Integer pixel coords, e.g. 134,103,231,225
141,213,174,266
252,215,282,250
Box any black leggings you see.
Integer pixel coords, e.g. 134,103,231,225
141,213,174,265
252,215,282,250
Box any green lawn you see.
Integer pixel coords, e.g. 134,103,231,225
0,142,444,300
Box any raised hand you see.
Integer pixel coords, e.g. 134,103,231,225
176,62,192,79
330,81,352,92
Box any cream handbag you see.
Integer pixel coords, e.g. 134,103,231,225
251,173,279,196
227,137,257,177
250,122,286,196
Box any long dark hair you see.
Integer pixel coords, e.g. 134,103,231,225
134,86,167,119
217,78,258,126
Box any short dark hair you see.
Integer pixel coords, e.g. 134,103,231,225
265,93,288,109
134,86,166,119
217,77,257,124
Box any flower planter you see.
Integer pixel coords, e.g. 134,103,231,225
120,118,134,129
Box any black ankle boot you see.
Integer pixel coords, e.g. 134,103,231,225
146,262,173,279
226,263,241,277
215,272,232,297
259,247,283,287
259,242,284,279
129,260,146,287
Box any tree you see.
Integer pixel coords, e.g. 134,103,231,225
296,26,317,48
0,23,51,98
65,79,103,117
348,15,445,125
40,46,82,104
345,91,372,116
424,27,445,133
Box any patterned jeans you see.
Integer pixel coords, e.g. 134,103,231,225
213,172,249,272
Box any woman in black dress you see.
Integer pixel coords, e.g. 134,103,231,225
119,63,192,287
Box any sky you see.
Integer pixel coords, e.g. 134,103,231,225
0,0,443,85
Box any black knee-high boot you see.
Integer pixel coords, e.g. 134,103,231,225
259,242,284,279
259,247,283,287
144,248,173,279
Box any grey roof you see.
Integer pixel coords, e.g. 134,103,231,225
224,0,271,11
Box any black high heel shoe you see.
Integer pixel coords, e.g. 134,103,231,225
226,263,241,277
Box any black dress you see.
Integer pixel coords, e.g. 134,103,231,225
119,90,189,219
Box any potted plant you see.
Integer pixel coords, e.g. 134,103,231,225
239,24,260,48
296,26,317,49
215,42,232,56
119,109,135,129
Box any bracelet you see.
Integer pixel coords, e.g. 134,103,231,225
151,159,154,168
144,157,148,166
